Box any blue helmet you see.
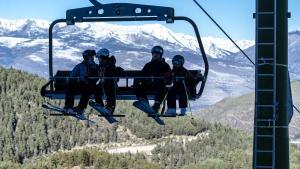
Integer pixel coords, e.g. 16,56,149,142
96,48,110,58
172,55,185,66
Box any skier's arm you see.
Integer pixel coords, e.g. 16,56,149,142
70,65,80,77
164,63,172,85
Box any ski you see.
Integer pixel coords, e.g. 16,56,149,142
42,103,95,124
89,100,118,124
133,100,165,125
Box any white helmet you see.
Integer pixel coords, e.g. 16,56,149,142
96,48,110,58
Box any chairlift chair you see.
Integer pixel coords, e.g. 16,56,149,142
40,0,209,103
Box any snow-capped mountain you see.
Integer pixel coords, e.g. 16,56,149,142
0,18,48,38
231,30,300,80
0,18,254,57
0,18,298,108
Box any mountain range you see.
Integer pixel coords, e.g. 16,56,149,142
0,18,299,108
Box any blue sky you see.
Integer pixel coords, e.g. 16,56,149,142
1,0,300,40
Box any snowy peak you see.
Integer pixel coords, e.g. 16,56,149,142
0,18,49,30
201,37,254,58
289,30,300,35
0,18,254,58
0,18,49,38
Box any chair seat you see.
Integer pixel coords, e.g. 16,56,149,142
41,70,201,100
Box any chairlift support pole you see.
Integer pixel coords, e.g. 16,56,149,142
253,0,289,168
275,0,289,168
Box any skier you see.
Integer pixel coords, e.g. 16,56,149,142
164,55,202,116
134,45,171,113
94,48,118,114
63,49,98,114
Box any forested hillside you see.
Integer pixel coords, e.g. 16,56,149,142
198,80,300,139
0,66,300,169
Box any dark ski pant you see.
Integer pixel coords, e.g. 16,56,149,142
65,80,117,111
64,81,98,109
135,80,167,104
80,80,117,113
167,83,188,108
98,80,117,109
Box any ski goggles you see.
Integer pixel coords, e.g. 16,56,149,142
172,60,182,66
96,55,109,59
151,48,163,54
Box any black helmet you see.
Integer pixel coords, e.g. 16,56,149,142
172,55,185,66
151,46,164,56
82,49,96,60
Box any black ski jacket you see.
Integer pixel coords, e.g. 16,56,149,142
141,59,171,78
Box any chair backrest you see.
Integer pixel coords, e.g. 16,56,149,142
52,70,201,99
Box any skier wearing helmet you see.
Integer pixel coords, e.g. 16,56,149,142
164,55,197,116
134,45,171,113
64,49,98,114
94,48,118,114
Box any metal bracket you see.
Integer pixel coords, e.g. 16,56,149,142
66,2,174,25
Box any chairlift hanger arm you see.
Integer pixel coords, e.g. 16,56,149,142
66,2,174,25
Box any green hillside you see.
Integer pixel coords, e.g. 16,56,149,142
0,66,300,169
198,80,300,139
